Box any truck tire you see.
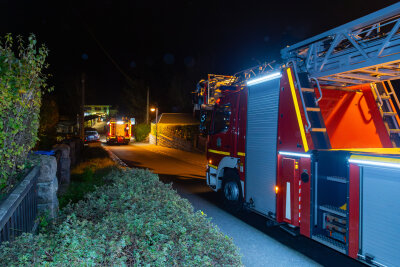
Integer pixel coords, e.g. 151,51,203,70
221,168,243,212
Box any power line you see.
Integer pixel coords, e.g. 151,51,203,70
83,22,137,89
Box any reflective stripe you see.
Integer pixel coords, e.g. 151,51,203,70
208,164,218,169
237,152,246,156
287,68,309,152
208,149,230,156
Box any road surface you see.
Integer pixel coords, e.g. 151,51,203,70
104,140,364,267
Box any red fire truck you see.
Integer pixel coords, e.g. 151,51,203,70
106,118,132,145
194,3,400,266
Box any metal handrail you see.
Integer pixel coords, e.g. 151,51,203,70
387,81,400,116
289,61,312,132
310,77,323,104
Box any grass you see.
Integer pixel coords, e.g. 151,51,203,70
58,143,117,208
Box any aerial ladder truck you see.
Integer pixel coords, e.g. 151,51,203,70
193,3,400,266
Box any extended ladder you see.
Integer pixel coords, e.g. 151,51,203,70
281,3,400,86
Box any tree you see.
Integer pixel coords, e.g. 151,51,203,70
37,97,59,149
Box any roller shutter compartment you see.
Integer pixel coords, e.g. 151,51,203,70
245,78,280,216
361,166,400,267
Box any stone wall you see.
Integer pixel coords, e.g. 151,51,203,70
36,139,82,219
62,138,83,167
149,133,194,152
149,123,203,153
0,138,81,236
52,144,70,184
37,155,59,219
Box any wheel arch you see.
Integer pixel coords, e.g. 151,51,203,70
216,156,239,179
216,156,243,198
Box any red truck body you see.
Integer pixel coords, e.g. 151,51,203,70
197,4,400,266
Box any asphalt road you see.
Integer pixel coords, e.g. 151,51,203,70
104,141,365,267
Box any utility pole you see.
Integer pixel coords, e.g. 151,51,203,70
146,87,149,124
80,73,85,141
155,107,158,145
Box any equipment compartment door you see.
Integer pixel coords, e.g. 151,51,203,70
245,77,280,216
281,158,300,225
361,166,400,267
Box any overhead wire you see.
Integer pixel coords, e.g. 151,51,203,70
83,23,137,89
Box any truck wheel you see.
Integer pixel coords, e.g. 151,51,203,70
221,169,243,212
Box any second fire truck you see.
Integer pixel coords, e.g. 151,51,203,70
106,118,132,145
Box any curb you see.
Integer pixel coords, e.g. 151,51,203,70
102,145,128,167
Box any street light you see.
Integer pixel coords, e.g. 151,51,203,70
150,107,158,145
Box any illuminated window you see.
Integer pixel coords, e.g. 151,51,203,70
213,103,231,134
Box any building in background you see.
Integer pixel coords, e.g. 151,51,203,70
84,105,112,117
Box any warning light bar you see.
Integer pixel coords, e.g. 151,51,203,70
246,72,282,86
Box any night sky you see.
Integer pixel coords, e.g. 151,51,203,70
2,0,398,120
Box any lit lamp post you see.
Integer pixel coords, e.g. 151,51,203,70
150,107,158,145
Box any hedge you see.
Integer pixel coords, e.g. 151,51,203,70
0,168,242,266
0,34,51,190
134,123,150,142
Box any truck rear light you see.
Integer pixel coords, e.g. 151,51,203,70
275,186,279,194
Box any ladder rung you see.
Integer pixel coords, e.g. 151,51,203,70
306,107,321,112
381,95,391,100
390,129,400,134
383,112,397,116
310,128,327,132
301,87,314,92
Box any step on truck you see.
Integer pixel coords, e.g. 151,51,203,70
193,3,400,266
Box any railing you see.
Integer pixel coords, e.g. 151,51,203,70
289,61,312,132
0,166,39,244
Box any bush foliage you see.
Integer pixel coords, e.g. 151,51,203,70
0,34,51,189
134,123,150,142
58,144,116,208
0,168,242,266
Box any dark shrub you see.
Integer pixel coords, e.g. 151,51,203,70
134,123,150,142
